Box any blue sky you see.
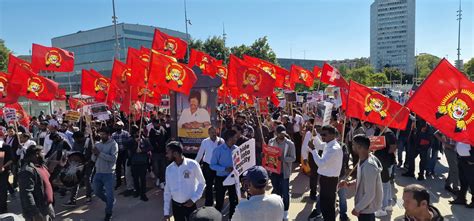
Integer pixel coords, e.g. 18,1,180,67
0,0,472,63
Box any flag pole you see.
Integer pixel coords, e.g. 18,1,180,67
376,106,410,136
255,97,266,146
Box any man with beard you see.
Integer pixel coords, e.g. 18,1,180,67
231,124,249,146
234,113,254,139
92,127,119,221
163,141,205,221
19,145,55,221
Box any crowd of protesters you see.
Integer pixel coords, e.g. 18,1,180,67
0,101,472,221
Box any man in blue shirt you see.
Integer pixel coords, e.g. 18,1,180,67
210,129,239,219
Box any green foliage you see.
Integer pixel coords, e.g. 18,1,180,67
367,73,389,86
230,44,250,60
230,36,277,64
202,36,230,62
0,39,10,72
416,54,441,78
382,67,401,82
188,38,204,51
464,58,474,80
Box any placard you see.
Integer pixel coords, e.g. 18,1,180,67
369,136,386,151
315,101,334,126
258,98,269,115
3,108,17,122
64,111,81,123
262,144,282,174
284,92,297,102
83,103,109,121
232,138,256,175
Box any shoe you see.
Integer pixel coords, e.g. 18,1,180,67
140,195,149,202
449,198,467,205
160,182,165,189
397,162,403,168
375,210,388,217
283,210,289,220
402,172,415,178
445,185,454,193
155,179,160,187
308,209,322,219
466,203,474,209
62,201,77,207
133,191,140,198
340,213,350,221
104,213,112,221
417,175,425,181
385,205,393,211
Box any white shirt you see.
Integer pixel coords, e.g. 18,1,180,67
195,137,224,164
164,157,206,216
146,123,153,136
43,131,71,155
311,139,343,177
301,131,324,160
17,140,36,160
233,194,284,221
177,108,211,128
292,114,304,132
456,142,471,157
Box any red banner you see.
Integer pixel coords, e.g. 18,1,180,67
262,144,282,174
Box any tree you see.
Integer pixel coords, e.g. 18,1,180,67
464,58,474,80
230,36,277,64
416,53,441,79
0,39,10,72
382,67,402,83
202,36,230,63
188,38,204,51
347,65,375,85
367,73,389,87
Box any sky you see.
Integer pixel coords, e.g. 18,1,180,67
0,0,472,63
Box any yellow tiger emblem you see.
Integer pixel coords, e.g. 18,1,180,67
437,97,470,132
365,98,387,119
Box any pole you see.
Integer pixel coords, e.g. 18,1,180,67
112,0,120,59
184,0,190,62
377,106,409,136
456,0,462,68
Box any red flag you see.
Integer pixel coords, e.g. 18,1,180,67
152,29,188,60
31,43,74,72
3,103,30,127
55,88,67,100
243,55,288,88
405,59,474,146
346,81,410,130
321,63,349,88
8,54,38,73
127,47,149,87
68,98,86,110
313,66,322,79
188,49,220,77
283,72,295,91
0,72,20,104
149,52,197,95
129,85,162,105
290,64,314,87
228,55,276,97
109,59,132,104
81,69,110,102
10,65,59,101
271,92,280,107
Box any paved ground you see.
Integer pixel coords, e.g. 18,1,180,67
5,154,474,221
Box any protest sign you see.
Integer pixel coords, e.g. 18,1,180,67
315,101,334,126
369,136,386,151
64,111,81,123
83,103,109,121
3,108,17,122
262,144,282,174
258,98,269,115
232,138,256,175
285,92,297,102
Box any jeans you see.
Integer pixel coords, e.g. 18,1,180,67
93,173,115,215
131,164,147,196
382,182,392,208
427,147,439,173
444,148,460,188
270,173,290,211
397,136,408,164
202,162,216,206
358,213,375,221
151,153,166,182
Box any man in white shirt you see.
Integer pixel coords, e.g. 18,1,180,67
291,110,304,163
177,91,211,129
195,127,224,206
163,141,205,221
233,166,284,221
308,125,343,221
17,133,36,163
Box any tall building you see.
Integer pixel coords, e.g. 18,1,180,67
370,0,415,75
49,23,189,94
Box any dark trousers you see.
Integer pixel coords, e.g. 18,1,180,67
457,157,474,202
270,173,290,211
349,142,359,168
308,153,320,197
116,149,128,186
358,213,375,221
318,175,339,221
0,172,9,213
151,153,167,182
202,162,216,206
70,164,94,201
407,148,429,176
172,200,197,221
132,164,147,196
293,132,303,162
214,176,238,218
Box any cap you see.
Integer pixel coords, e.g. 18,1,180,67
115,121,124,126
245,166,269,188
190,206,222,221
276,125,287,134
